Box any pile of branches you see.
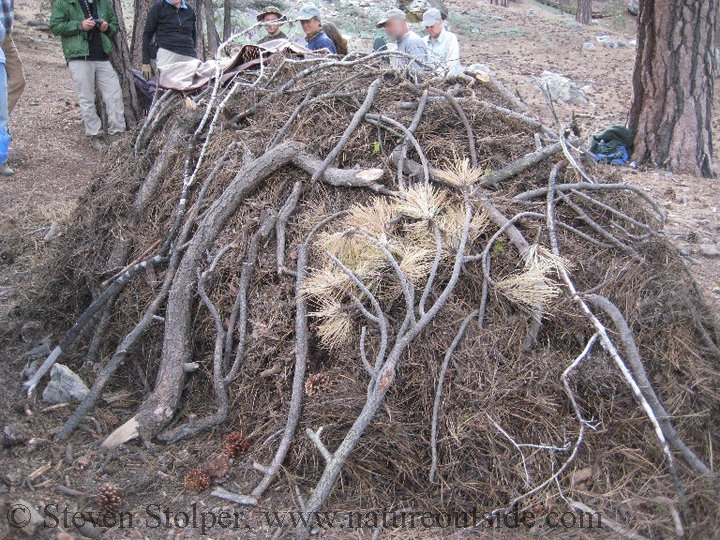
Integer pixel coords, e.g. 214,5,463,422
19,48,720,538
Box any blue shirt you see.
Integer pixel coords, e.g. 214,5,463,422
0,0,13,35
165,0,188,8
306,31,336,54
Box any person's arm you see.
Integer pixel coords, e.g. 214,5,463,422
49,0,85,37
446,34,461,76
103,0,120,37
323,35,336,54
142,3,160,64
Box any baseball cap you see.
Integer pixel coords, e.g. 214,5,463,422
422,8,442,26
256,6,284,22
376,8,406,28
297,5,321,20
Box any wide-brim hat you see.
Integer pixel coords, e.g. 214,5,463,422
257,5,284,22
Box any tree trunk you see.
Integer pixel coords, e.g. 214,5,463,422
223,0,232,41
204,0,220,56
629,0,716,177
195,0,207,61
131,0,155,66
110,0,142,126
575,0,592,24
490,0,508,6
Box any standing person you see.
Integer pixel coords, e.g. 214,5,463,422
422,8,461,77
0,0,25,114
257,6,287,44
376,8,428,70
141,0,197,80
49,0,126,146
0,20,13,176
296,5,336,54
322,22,348,56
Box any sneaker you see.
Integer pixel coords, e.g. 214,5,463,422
0,163,14,176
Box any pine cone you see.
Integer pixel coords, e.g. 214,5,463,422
96,482,123,512
222,432,251,458
201,454,230,480
2,422,31,447
184,469,211,492
304,372,332,396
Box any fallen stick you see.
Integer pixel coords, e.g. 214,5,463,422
479,141,563,188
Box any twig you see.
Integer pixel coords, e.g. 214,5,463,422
429,309,479,482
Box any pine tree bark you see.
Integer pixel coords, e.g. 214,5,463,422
130,0,155,66
490,0,508,6
109,0,142,126
629,0,716,178
204,0,220,56
575,0,592,24
223,0,232,41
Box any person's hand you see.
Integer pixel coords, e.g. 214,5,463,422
80,17,95,31
99,20,109,32
141,64,153,80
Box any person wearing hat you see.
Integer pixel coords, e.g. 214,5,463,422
296,5,336,54
376,8,427,70
257,6,287,44
422,8,461,77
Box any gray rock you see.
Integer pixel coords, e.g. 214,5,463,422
627,0,639,15
471,27,480,33
583,42,596,51
527,8,538,17
564,20,582,29
397,0,448,22
596,35,632,48
7,499,44,535
41,364,89,404
466,63,492,75
698,245,720,258
537,71,588,105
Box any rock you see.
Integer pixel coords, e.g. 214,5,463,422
527,8,538,17
583,42,596,51
564,20,582,29
698,245,720,258
2,422,32,447
596,35,632,48
397,0,448,23
6,499,44,535
581,84,596,95
41,364,89,404
627,0,639,15
466,63,491,76
537,71,588,105
471,27,480,33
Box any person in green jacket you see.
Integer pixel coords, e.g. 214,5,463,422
50,0,125,145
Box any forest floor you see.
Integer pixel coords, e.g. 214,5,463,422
0,0,718,538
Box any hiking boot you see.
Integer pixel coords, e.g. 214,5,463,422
0,162,14,176
89,134,106,151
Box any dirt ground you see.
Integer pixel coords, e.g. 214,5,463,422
0,0,718,538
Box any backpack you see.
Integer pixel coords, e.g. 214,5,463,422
132,68,158,113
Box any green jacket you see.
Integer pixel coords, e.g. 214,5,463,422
49,0,119,60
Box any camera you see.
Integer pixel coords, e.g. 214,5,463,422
93,18,105,27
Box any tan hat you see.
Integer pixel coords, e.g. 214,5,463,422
257,6,284,22
376,8,406,28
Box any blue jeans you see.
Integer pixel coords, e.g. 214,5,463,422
0,61,9,165
0,62,7,133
